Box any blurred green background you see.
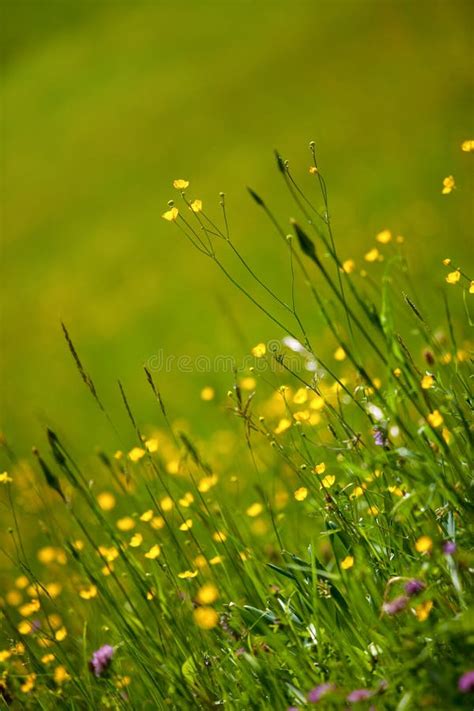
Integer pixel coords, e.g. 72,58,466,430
2,0,472,457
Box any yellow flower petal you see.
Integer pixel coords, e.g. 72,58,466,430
251,343,266,358
162,207,179,221
294,487,308,501
97,492,116,511
246,502,263,517
446,270,461,284
415,535,432,553
427,410,443,428
196,583,219,605
364,247,381,262
190,199,202,212
173,179,189,190
341,555,354,570
144,544,161,560
376,229,392,244
193,606,218,629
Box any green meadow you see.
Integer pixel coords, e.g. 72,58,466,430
0,2,473,709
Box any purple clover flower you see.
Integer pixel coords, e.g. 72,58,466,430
373,428,387,447
347,688,372,703
382,595,408,615
90,644,114,677
443,541,456,555
458,670,474,693
308,682,335,702
404,579,425,597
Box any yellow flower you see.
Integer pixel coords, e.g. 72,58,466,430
145,438,159,453
79,585,97,600
15,576,29,589
179,492,194,507
293,387,308,404
0,471,12,484
461,139,474,152
240,376,256,390
446,270,461,284
198,474,218,492
251,342,266,358
37,546,57,565
54,665,70,685
293,410,310,422
114,450,123,459
364,247,381,262
350,485,366,499
470,281,474,294
19,599,40,617
427,410,443,428
178,570,198,579
162,207,179,221
116,516,135,531
151,516,165,530
160,495,174,511
442,175,455,194
294,487,308,501
387,486,404,497
98,545,119,562
6,589,22,606
128,447,146,462
190,199,202,212
201,386,215,401
246,502,263,517
20,673,36,693
274,418,291,434
442,427,452,445
415,600,433,622
309,165,318,175
342,258,355,274
209,555,223,565
129,533,143,547
179,519,193,532
310,395,325,410
193,606,219,630
140,509,154,522
415,535,433,553
314,462,326,474
421,374,434,389
173,179,189,189
144,544,161,560
393,367,401,378
376,229,392,244
442,258,451,266
196,583,219,605
55,626,67,641
194,555,208,569
341,555,354,570
17,620,33,634
213,531,227,543
367,505,379,516
41,653,54,664
97,491,116,511
321,475,335,489
0,650,11,662
334,346,346,361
